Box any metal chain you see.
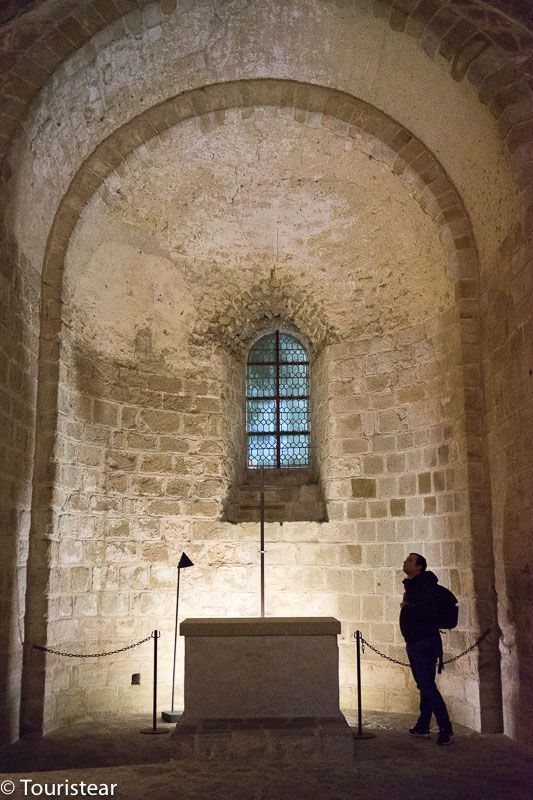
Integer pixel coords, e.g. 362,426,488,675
33,633,153,658
357,629,491,667
359,637,410,666
440,628,491,664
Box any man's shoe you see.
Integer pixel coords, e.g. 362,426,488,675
409,726,430,738
437,731,454,746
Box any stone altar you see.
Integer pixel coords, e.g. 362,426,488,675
173,616,354,759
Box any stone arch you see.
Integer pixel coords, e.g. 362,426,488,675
41,79,480,290
191,274,341,359
19,77,504,736
0,0,532,186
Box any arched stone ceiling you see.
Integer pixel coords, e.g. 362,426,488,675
29,78,483,391
4,0,525,296
0,0,532,192
64,108,453,365
42,80,477,315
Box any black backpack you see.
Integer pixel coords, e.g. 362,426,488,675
434,585,459,630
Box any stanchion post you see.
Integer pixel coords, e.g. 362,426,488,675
356,630,362,735
141,630,169,735
353,630,376,740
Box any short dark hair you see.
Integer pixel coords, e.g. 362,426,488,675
412,553,427,571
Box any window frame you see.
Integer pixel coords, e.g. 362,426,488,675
246,329,310,469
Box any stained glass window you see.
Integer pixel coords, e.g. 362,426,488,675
246,331,310,467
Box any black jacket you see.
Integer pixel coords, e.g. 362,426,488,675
400,570,442,644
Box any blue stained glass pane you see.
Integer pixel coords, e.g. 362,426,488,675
248,435,276,467
247,400,276,432
246,331,310,468
279,333,307,363
247,364,275,398
279,399,309,432
279,363,308,397
249,334,277,363
280,434,310,466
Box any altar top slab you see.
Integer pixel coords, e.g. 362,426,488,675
180,617,341,637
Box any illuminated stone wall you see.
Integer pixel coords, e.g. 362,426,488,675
0,0,530,745
31,106,481,729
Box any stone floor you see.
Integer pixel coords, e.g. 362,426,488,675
172,714,356,759
1,710,532,800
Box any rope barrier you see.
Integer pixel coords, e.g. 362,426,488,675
32,634,153,658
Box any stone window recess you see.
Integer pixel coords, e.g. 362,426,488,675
224,328,326,524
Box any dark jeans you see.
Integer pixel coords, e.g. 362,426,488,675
406,635,452,733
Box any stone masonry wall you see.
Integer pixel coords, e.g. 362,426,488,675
321,310,481,727
482,222,533,744
45,333,230,725
219,348,245,522
23,88,499,734
6,0,529,744
310,344,329,501
0,221,39,743
35,286,484,731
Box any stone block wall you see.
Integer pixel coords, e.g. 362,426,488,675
3,0,529,745
310,345,329,505
219,348,245,521
32,290,485,731
317,311,482,728
0,226,39,743
232,474,327,524
482,222,533,743
42,336,232,725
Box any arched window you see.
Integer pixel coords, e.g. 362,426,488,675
246,331,310,468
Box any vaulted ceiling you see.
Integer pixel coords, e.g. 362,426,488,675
1,0,532,195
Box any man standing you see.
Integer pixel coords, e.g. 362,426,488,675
400,552,454,745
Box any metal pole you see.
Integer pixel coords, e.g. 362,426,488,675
161,552,193,723
260,466,265,617
275,330,281,468
356,630,362,735
140,630,168,734
152,629,158,730
353,630,376,740
171,569,180,712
